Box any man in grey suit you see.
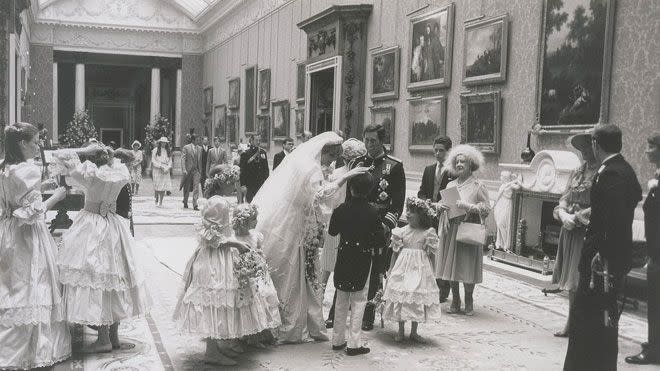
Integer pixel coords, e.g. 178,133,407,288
206,137,228,176
181,135,203,210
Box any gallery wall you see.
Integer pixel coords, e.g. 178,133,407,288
201,0,659,185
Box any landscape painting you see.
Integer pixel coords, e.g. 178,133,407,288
460,91,501,154
463,14,508,85
408,96,446,151
537,0,614,127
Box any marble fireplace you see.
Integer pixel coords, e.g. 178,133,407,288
492,150,581,274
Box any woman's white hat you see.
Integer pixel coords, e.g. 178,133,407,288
132,140,142,148
157,137,169,143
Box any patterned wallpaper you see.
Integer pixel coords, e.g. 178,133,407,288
27,44,53,131
180,54,204,147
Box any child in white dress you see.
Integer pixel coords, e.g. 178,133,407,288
383,197,441,342
52,144,152,353
173,198,280,366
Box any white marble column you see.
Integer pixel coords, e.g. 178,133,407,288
150,67,161,124
175,68,182,147
74,63,85,111
52,62,58,143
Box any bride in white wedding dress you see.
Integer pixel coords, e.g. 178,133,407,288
252,131,369,343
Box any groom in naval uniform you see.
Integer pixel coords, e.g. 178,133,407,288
348,124,406,331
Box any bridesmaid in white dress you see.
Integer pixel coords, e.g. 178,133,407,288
52,143,152,353
151,137,172,207
0,122,71,369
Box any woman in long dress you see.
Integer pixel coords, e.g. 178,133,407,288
52,143,152,353
151,137,172,207
129,140,143,195
252,132,369,343
0,122,71,369
551,132,596,337
435,144,490,316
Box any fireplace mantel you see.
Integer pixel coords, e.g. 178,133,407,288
499,150,581,195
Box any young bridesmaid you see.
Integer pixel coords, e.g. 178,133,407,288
0,122,71,369
52,143,152,353
382,197,442,342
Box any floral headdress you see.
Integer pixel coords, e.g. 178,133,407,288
198,196,233,247
232,203,258,231
406,196,438,219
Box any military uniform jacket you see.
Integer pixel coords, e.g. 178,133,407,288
329,198,386,292
350,152,406,229
644,172,660,262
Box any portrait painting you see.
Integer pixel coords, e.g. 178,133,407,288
460,91,501,154
407,4,455,91
271,100,290,140
296,63,306,102
371,106,395,151
245,66,257,133
371,46,400,101
295,108,305,137
257,115,271,148
408,96,447,151
258,69,271,110
227,114,238,144
203,87,213,114
463,14,508,85
537,0,615,127
228,78,240,110
212,105,227,142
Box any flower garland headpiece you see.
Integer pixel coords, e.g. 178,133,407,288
198,196,233,247
232,203,258,231
406,196,438,219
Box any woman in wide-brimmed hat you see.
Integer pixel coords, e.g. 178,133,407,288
129,140,143,195
151,137,172,207
551,130,598,337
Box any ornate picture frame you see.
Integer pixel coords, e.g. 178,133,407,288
212,104,227,142
257,114,271,149
228,78,240,110
407,4,455,91
535,0,616,130
370,106,395,151
227,114,239,145
258,68,271,110
408,95,447,152
371,46,400,101
460,91,502,154
296,62,306,103
294,108,305,137
462,14,509,85
203,87,213,114
271,100,290,141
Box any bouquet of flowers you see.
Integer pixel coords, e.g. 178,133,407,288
204,164,241,197
232,203,258,231
59,110,98,148
233,248,268,300
302,217,326,292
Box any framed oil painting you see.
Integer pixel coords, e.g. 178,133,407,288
212,104,227,142
296,63,306,103
228,78,240,110
203,87,213,114
407,4,455,91
371,106,395,151
227,114,239,145
408,96,447,152
257,114,270,149
245,66,257,133
294,108,305,137
371,46,400,101
258,68,271,110
271,100,290,140
536,0,616,128
460,91,502,154
462,14,509,85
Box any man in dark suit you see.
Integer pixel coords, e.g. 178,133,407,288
273,137,294,170
626,132,660,365
200,136,210,191
564,124,642,371
239,135,269,203
418,135,455,302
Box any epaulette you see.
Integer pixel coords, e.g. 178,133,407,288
385,154,402,163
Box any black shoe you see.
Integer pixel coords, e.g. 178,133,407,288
183,202,188,209
346,347,370,356
193,206,199,211
439,296,448,303
361,323,373,331
626,351,660,365
325,319,334,329
332,342,346,350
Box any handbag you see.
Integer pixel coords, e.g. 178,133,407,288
456,216,487,246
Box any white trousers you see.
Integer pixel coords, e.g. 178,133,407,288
332,268,371,348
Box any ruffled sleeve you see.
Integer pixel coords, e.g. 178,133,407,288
49,149,81,177
389,227,404,253
10,164,46,225
423,228,439,254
